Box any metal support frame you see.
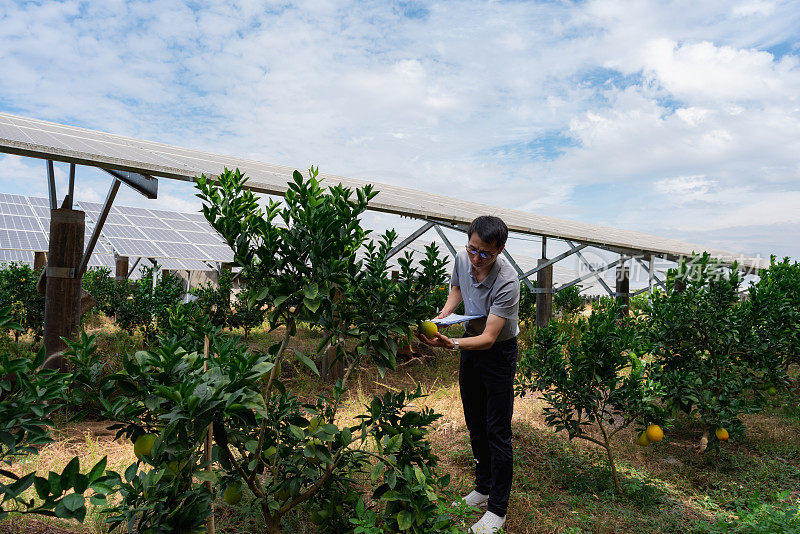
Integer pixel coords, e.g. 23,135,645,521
79,179,120,274
46,160,57,210
433,224,458,258
501,249,535,292
635,257,666,294
566,240,615,296
557,255,629,292
127,257,141,279
520,243,587,278
541,236,547,259
64,163,75,209
387,221,435,259
102,168,158,199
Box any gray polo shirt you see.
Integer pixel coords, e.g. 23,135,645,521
450,250,520,341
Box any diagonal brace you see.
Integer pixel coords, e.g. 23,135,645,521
387,221,435,259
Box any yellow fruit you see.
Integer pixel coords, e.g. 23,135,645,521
645,424,664,443
715,428,729,441
419,321,438,339
223,484,243,505
134,434,157,460
636,431,651,447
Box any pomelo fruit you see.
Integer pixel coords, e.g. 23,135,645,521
645,424,664,443
419,321,438,338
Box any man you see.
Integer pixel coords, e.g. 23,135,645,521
417,215,520,534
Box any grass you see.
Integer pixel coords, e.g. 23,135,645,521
2,321,799,533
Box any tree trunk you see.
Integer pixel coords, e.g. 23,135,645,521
604,443,621,493
698,428,710,453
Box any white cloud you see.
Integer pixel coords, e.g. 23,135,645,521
0,0,799,260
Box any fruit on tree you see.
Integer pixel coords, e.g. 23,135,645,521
262,446,277,460
767,386,778,396
223,484,243,505
134,434,157,460
636,432,651,447
645,424,664,443
419,321,438,339
715,427,729,441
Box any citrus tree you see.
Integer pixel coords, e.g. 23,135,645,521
97,166,452,533
0,262,44,341
0,307,114,522
644,253,769,451
516,302,667,491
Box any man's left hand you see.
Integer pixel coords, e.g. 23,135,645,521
415,330,456,349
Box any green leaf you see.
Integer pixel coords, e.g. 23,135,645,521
194,470,218,484
294,350,320,376
61,493,84,512
370,462,383,483
397,510,413,530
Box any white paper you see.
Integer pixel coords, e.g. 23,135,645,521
431,314,485,326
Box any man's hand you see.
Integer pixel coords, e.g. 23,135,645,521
415,329,456,349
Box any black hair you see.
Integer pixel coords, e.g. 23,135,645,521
467,215,508,249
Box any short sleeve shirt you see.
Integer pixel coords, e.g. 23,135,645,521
450,250,520,341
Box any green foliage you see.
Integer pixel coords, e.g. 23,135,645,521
518,283,536,325
191,267,234,329
645,254,766,445
82,265,184,339
702,491,800,533
516,302,667,490
358,386,458,533
554,284,584,318
0,307,114,522
0,262,44,341
62,332,115,419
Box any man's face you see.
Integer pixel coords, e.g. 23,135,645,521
466,234,503,271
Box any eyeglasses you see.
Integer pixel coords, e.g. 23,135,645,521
465,245,496,260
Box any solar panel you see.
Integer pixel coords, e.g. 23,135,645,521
126,215,170,229
100,224,147,239
0,203,34,216
137,227,189,243
202,244,235,262
165,219,207,232
155,242,207,260
116,206,152,217
87,253,115,268
105,238,165,257
29,196,50,207
0,249,33,265
0,215,40,231
179,230,224,246
149,209,188,220
0,229,49,251
153,257,215,271
182,212,208,223
0,193,26,203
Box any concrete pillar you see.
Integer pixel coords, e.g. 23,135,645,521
42,209,85,370
535,259,553,327
34,251,47,271
616,264,630,317
115,256,129,283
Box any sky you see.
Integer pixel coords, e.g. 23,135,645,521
1,0,799,278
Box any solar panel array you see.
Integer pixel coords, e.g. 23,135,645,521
0,112,769,271
0,191,232,272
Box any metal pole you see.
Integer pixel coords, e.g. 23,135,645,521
541,236,547,259
65,163,76,209
79,178,120,275
433,224,458,258
46,160,57,210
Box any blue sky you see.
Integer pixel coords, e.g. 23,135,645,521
1,0,799,267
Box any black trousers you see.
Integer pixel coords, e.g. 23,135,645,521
459,336,517,517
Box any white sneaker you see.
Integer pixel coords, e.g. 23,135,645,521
469,511,506,533
452,490,489,508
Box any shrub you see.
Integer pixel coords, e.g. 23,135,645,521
0,262,44,341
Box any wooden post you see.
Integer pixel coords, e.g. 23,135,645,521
535,259,553,327
34,251,47,271
115,256,129,283
616,264,630,317
203,335,216,534
42,209,85,370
